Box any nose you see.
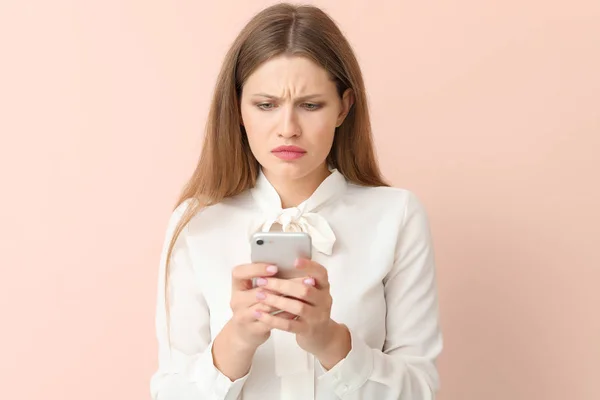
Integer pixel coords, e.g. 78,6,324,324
278,105,301,138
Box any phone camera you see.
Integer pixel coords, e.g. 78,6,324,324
256,239,264,245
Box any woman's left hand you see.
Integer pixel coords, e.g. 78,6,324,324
253,258,351,365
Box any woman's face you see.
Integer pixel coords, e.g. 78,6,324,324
240,55,353,182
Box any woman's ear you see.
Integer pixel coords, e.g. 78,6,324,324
336,88,355,127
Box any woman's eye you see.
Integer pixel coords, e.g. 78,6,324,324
257,103,275,110
302,103,320,111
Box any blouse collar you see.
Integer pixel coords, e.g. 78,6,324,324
250,167,347,256
251,166,347,214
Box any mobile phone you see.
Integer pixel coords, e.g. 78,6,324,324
250,232,312,286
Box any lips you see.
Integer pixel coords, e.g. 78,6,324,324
271,145,306,160
271,145,306,153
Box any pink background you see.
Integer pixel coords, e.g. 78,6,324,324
1,1,598,399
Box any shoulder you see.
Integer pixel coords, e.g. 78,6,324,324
346,183,413,202
160,198,197,247
168,191,255,234
345,183,428,224
171,197,195,218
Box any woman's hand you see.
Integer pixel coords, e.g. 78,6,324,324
222,263,299,347
225,262,282,350
213,262,282,381
253,258,351,368
213,262,303,381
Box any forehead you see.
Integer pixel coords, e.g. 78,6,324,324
243,55,335,94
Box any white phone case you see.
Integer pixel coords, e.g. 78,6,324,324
250,231,312,283
250,232,312,316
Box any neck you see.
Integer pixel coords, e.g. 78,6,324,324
265,164,331,209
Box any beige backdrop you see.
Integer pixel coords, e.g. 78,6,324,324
1,1,598,399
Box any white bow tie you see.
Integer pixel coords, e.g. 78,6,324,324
260,204,336,256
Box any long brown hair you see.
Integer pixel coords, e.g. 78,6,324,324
163,3,388,340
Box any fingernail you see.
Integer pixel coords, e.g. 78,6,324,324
266,265,278,274
256,291,266,300
294,259,302,268
254,310,262,318
256,277,268,286
303,277,315,286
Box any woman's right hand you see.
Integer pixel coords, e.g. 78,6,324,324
226,262,281,350
212,263,304,380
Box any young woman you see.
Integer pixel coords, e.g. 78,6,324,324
150,3,442,400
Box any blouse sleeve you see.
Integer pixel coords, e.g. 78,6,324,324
150,200,250,400
318,191,443,399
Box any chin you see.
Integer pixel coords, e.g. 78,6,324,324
266,162,307,180
261,157,323,181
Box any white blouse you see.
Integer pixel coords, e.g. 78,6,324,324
150,168,443,400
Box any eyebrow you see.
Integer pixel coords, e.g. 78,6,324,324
251,93,325,102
